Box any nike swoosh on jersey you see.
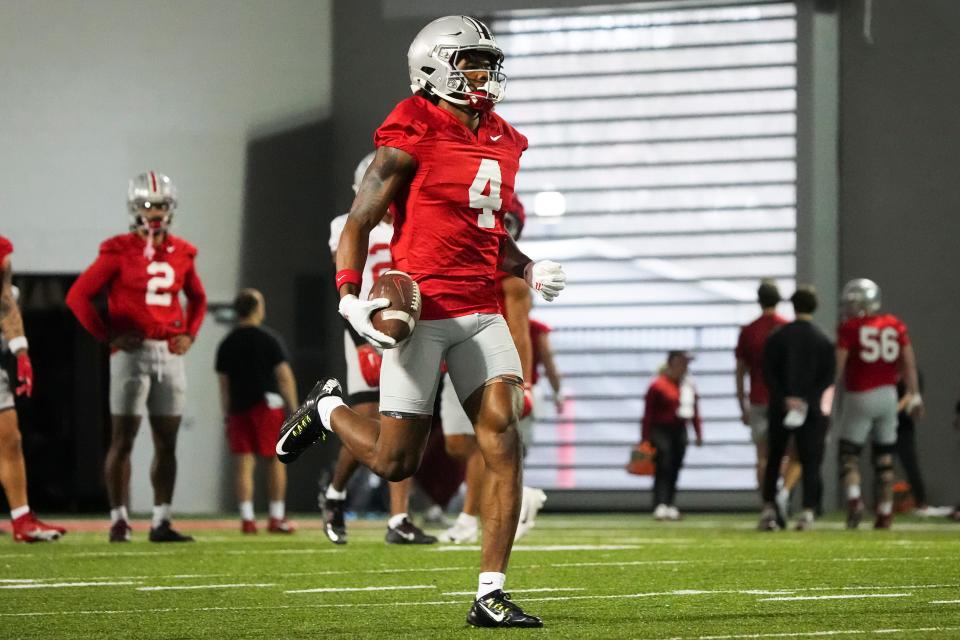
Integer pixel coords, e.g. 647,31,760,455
490,135,503,141
479,600,506,623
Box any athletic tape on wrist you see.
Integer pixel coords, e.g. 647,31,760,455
7,336,28,353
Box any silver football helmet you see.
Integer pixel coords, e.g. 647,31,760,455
841,278,881,317
352,152,375,195
408,15,506,112
127,171,178,232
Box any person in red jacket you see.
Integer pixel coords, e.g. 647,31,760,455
66,171,207,543
642,350,703,521
0,236,66,542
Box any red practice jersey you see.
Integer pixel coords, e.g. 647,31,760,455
836,314,910,392
67,233,207,342
0,235,12,264
374,95,527,320
735,313,789,405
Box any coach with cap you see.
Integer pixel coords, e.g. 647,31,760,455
641,350,703,521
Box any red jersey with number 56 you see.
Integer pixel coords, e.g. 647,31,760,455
374,95,527,320
836,314,909,392
66,233,207,342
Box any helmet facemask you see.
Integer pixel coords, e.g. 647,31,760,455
439,48,506,113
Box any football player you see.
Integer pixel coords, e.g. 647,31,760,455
439,199,546,544
0,237,66,542
66,172,207,543
321,153,436,546
835,278,922,529
277,16,564,628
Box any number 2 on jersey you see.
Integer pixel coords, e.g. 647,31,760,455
468,159,502,229
859,326,900,363
146,262,175,307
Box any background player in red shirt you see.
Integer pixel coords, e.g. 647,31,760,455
66,171,207,543
0,236,66,542
735,280,801,513
641,351,703,521
835,278,922,529
276,16,565,628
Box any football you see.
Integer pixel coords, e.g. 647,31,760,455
369,270,421,347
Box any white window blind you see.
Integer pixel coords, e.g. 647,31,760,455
492,1,797,491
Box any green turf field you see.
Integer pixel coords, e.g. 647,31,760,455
2,513,960,639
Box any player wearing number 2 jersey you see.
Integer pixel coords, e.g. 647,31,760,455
276,16,565,628
834,278,921,530
67,171,207,543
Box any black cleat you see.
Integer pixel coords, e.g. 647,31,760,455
148,521,194,543
109,519,133,543
322,498,348,545
385,517,437,545
276,378,341,464
467,590,543,628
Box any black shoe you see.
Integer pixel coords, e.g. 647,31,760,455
467,590,543,628
385,517,437,545
149,520,194,543
322,498,348,545
276,378,342,464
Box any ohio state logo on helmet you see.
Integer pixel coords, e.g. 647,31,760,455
407,15,507,113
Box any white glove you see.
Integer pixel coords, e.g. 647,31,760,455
338,294,396,349
524,260,566,302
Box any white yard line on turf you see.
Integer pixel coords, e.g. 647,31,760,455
286,585,435,594
442,588,586,596
0,582,140,590
137,584,275,592
930,600,960,604
678,627,960,639
434,544,641,552
758,593,912,602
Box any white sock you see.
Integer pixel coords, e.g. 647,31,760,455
10,505,30,520
456,512,478,528
801,509,815,520
877,501,893,516
317,396,345,431
110,506,129,524
269,501,285,520
152,503,172,528
477,572,505,599
325,486,347,501
847,485,862,500
388,512,408,529
239,501,254,521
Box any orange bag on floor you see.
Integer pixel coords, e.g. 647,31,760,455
626,441,656,476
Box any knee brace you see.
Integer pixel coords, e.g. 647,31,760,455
873,452,895,484
839,440,862,481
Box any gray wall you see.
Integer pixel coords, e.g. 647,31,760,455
1,0,332,513
839,0,960,505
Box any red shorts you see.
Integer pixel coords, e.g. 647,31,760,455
226,401,285,457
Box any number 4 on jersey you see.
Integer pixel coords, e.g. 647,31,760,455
468,159,502,229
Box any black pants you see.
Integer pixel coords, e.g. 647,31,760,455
650,423,688,507
762,410,826,510
894,417,927,505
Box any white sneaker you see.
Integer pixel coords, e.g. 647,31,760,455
439,513,478,544
653,504,670,521
914,505,953,517
514,487,547,541
666,505,681,521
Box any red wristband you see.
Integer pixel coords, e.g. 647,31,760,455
335,269,362,291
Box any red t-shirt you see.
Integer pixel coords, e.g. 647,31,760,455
374,95,528,320
641,374,703,442
0,235,13,264
837,314,909,392
529,318,550,385
735,313,789,405
66,233,207,341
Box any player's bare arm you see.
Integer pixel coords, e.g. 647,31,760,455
834,347,849,387
500,233,566,303
498,233,532,279
502,277,533,381
735,358,750,425
899,343,924,419
336,146,415,297
273,362,299,414
0,257,25,343
217,374,230,419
